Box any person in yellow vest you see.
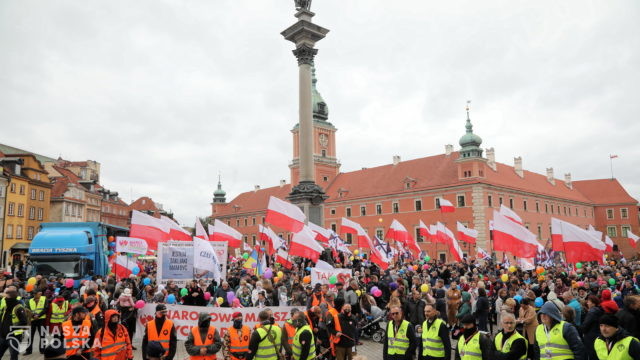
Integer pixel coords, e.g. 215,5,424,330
534,302,585,360
25,290,47,355
48,294,69,335
594,314,640,360
92,309,134,360
417,303,451,360
493,313,527,360
247,309,292,360
0,286,28,360
142,304,178,360
456,314,493,360
185,312,222,359
291,311,315,360
384,306,417,360
283,308,300,347
222,311,251,360
62,306,97,360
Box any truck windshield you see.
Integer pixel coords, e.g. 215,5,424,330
31,256,81,278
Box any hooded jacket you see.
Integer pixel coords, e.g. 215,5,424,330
456,291,472,319
435,289,447,321
93,310,133,360
600,289,620,314
185,312,222,356
546,291,565,311
536,302,585,360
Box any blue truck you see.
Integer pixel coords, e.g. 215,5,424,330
27,222,128,283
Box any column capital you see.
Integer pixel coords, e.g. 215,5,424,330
292,44,318,66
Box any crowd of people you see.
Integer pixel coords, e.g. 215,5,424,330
0,251,639,360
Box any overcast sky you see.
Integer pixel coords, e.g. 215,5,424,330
1,1,638,226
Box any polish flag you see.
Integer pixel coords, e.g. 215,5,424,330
112,255,139,279
439,198,455,213
587,225,603,242
628,231,640,249
553,218,605,264
418,220,435,242
340,218,374,249
308,222,331,244
289,226,324,262
161,216,191,241
456,222,478,244
492,210,541,258
210,219,242,248
276,248,293,269
435,222,453,245
259,225,285,255
370,245,390,270
449,235,465,262
129,210,170,252
385,219,412,245
551,218,564,252
604,235,614,252
499,204,523,225
265,196,305,233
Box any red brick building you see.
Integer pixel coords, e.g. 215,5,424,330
128,196,173,221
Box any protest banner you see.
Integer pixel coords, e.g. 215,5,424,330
135,304,295,340
157,241,228,287
116,236,148,255
310,267,352,287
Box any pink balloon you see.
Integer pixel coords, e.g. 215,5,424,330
135,300,145,309
373,289,382,297
204,292,211,301
65,279,74,288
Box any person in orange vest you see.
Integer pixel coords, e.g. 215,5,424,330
62,306,97,360
325,296,343,357
142,304,177,360
92,309,133,360
307,285,326,308
84,295,104,329
283,308,300,347
303,306,322,335
329,303,357,360
222,311,251,360
185,312,222,359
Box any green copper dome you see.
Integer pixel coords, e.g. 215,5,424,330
458,107,483,159
213,176,226,203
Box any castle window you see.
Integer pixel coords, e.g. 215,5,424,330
415,200,422,211
392,202,399,213
523,200,528,211
509,198,514,209
488,195,493,207
376,204,382,215
622,226,631,238
457,195,465,207
323,176,328,182
330,208,336,215
621,208,629,219
321,150,327,157
346,207,351,217
360,206,366,216
607,226,617,237
536,202,540,213
331,223,337,232
346,233,353,244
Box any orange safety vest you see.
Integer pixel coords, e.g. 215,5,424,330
86,305,101,319
328,307,342,356
311,294,325,307
147,318,174,355
95,324,131,360
63,317,92,357
304,311,314,331
190,326,217,360
283,321,297,345
227,325,250,360
82,293,102,304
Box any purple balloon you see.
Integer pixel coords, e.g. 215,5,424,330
263,268,273,279
226,291,235,303
370,286,379,294
389,282,398,290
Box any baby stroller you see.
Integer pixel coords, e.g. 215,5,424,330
358,309,387,343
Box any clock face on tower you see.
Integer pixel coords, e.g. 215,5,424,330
319,133,328,148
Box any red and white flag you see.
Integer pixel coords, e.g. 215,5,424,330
492,210,540,258
476,247,491,260
259,225,285,255
587,225,603,242
112,255,139,279
435,222,454,246
628,231,640,248
439,198,455,213
551,218,564,252
210,219,242,248
194,218,207,240
129,210,170,253
553,218,605,264
370,245,390,270
276,248,293,269
499,204,523,225
161,216,191,241
385,219,412,245
340,218,374,249
418,220,435,242
456,222,478,244
308,222,331,244
604,235,614,252
449,235,465,262
265,196,305,233
289,226,324,262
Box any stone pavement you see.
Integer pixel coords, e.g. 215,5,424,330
10,338,384,360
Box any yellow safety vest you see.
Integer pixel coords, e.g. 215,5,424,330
292,325,315,360
50,301,68,324
255,325,282,360
458,332,483,360
594,336,637,360
535,321,574,360
29,297,46,315
0,298,25,335
421,318,445,357
386,320,411,355
494,331,528,360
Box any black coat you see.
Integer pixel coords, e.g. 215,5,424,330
404,298,426,326
616,306,640,339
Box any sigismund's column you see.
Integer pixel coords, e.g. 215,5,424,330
281,3,329,225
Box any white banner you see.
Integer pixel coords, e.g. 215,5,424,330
135,304,295,340
310,267,353,287
116,236,148,255
157,241,228,287
193,237,222,281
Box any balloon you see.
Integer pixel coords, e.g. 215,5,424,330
242,253,249,260
509,266,517,273
413,265,419,271
616,273,621,277
370,286,379,294
251,263,257,268
217,297,224,305
373,289,382,297
227,292,235,304
355,290,362,297
303,276,311,284
389,282,398,290
399,270,405,275
536,266,545,274
349,256,354,261
538,275,545,281
305,267,312,272
110,242,116,248
422,264,429,270
108,236,115,242
263,268,273,279
180,288,188,297
167,294,176,304
132,267,140,275
329,275,337,284
65,279,74,288
501,274,509,282
424,256,431,262
25,284,34,292
27,277,37,286
354,250,359,255
610,261,616,266
204,292,211,301
143,278,151,286
135,300,145,309
576,262,582,269
513,295,523,303
277,271,284,278
535,297,544,307
420,284,429,293
609,278,616,285
578,281,585,287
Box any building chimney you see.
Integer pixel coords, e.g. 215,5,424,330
445,144,453,156
564,173,572,189
486,147,496,171
392,155,401,165
279,179,286,187
514,157,523,178
546,167,555,185
254,185,261,192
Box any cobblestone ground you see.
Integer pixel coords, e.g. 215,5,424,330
11,338,384,360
